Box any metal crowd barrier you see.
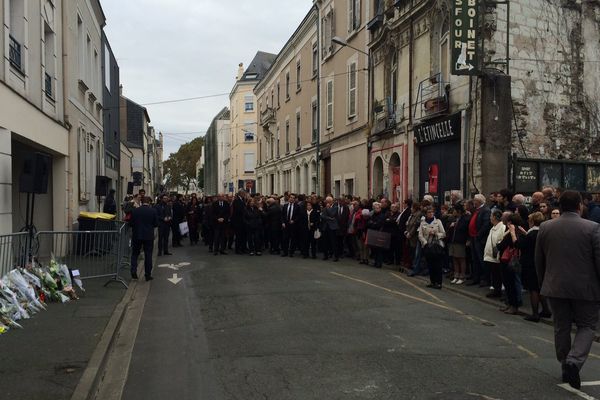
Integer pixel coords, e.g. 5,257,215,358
0,232,29,277
35,227,129,289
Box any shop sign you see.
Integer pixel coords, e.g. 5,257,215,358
451,0,480,75
514,161,538,194
514,159,600,194
414,113,461,145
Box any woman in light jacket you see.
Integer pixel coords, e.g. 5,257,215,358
483,209,506,298
418,207,446,289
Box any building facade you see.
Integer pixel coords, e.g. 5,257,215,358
203,107,230,195
367,0,600,203
228,52,275,194
0,0,70,234
255,8,319,196
315,0,370,198
101,31,120,203
119,94,153,195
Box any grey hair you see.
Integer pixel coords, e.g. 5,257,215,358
474,194,486,203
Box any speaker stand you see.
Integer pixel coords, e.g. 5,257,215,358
22,192,36,265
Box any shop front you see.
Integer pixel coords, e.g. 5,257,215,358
415,112,462,204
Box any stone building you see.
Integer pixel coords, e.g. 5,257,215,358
228,52,276,194
203,107,230,195
367,0,600,203
255,7,319,196
63,0,106,221
0,0,70,234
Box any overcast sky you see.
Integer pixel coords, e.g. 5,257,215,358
102,0,313,157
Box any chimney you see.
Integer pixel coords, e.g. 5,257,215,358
119,84,123,95
236,63,244,80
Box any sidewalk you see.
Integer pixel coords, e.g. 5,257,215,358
0,277,130,400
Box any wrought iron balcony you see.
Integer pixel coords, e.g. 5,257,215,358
413,73,450,121
44,72,53,98
371,97,399,135
260,107,276,128
9,35,22,71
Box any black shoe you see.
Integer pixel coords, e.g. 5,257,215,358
220,251,227,255
131,272,138,280
426,283,436,288
539,311,553,319
486,292,502,298
466,280,480,286
281,253,288,257
208,247,213,252
433,284,442,290
333,258,339,262
164,252,173,256
564,363,581,389
479,281,490,288
145,276,154,281
214,252,219,256
524,315,540,322
289,254,294,258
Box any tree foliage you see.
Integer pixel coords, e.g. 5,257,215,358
163,136,204,193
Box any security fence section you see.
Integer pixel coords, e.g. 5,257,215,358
0,222,131,335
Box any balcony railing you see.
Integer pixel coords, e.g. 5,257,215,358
260,107,276,128
367,13,384,31
413,73,449,121
9,35,22,71
372,97,401,135
44,72,53,98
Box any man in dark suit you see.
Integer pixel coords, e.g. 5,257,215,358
212,194,230,255
536,191,600,389
155,194,172,256
335,197,350,258
281,194,303,257
467,194,491,286
130,196,159,281
266,198,283,254
231,189,248,254
320,197,340,261
171,194,186,247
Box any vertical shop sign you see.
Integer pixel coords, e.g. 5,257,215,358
451,0,480,75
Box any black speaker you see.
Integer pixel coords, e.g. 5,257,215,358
127,182,134,195
95,176,110,197
19,152,51,194
132,172,143,185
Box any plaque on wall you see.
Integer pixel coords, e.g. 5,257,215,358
588,166,600,193
540,163,562,188
564,164,586,191
514,161,538,193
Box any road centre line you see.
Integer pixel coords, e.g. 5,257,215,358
330,271,493,326
495,334,539,359
390,272,446,304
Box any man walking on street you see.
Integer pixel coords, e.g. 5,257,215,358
536,190,600,389
171,194,185,247
130,196,159,281
155,194,173,256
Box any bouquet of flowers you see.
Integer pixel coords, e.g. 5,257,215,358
7,269,46,313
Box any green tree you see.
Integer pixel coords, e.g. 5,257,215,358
197,167,205,191
163,137,204,194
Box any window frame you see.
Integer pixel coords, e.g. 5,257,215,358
326,80,334,129
347,62,357,119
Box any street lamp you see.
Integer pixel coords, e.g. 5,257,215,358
332,36,370,57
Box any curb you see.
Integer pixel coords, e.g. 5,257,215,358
70,279,138,400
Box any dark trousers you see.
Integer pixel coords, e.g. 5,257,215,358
486,261,502,294
234,225,247,253
390,235,403,265
282,226,298,255
203,224,214,248
470,239,485,282
500,263,519,307
323,229,338,259
303,230,317,257
372,247,384,268
269,229,281,252
131,239,154,277
247,228,263,253
171,221,182,246
549,298,600,370
157,223,170,255
336,234,347,257
213,223,227,253
425,252,443,285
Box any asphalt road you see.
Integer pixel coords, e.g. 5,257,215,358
121,245,600,400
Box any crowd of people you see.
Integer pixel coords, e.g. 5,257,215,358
121,186,600,390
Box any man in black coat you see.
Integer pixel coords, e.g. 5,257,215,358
155,194,173,256
231,189,248,254
468,193,492,286
281,194,303,257
212,194,230,255
320,197,340,261
335,198,350,258
102,189,117,215
171,194,186,247
130,196,159,281
265,198,283,254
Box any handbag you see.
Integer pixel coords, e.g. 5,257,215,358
424,240,444,257
366,229,391,249
179,221,189,236
501,247,521,273
314,229,322,239
500,247,518,264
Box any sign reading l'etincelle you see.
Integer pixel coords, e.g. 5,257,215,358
414,112,461,145
451,0,480,75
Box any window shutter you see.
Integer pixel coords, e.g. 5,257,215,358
348,0,354,33
356,0,361,28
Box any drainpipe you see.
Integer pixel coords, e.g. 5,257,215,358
315,3,321,196
408,5,415,198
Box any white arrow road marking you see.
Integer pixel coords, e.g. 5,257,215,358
168,273,183,285
158,262,191,271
